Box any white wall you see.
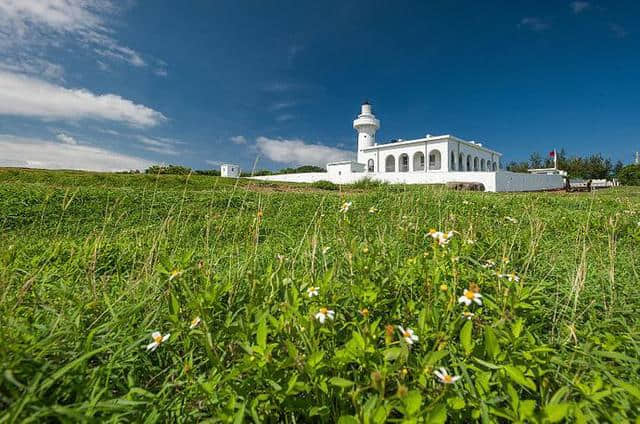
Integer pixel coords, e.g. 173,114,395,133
249,170,565,192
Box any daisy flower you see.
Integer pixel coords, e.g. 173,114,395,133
315,307,335,324
340,201,352,213
499,273,520,282
369,206,378,214
189,317,201,329
434,368,460,384
481,259,496,269
398,326,419,345
306,286,319,298
505,216,518,224
458,288,483,306
462,311,475,320
146,331,170,352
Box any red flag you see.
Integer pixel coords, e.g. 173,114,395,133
549,150,555,157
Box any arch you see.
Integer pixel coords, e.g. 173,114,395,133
413,152,425,171
486,160,491,172
367,159,375,172
492,162,497,171
385,155,395,172
481,158,486,171
428,149,442,170
399,153,409,172
458,153,464,171
466,155,471,171
473,157,479,171
450,152,456,171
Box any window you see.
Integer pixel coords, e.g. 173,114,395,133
481,159,485,171
429,149,441,170
474,157,479,171
413,152,425,171
466,156,471,171
451,152,456,171
385,155,395,172
367,159,375,172
458,153,464,171
492,162,497,171
399,154,409,172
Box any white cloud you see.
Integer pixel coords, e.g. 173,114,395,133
0,56,64,81
519,17,550,32
0,0,147,68
0,71,166,127
56,133,78,145
230,135,247,145
205,160,222,166
276,114,295,122
609,23,628,38
256,137,354,167
269,101,297,111
0,134,152,171
136,136,182,155
570,1,590,14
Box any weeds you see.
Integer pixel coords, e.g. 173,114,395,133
0,169,639,422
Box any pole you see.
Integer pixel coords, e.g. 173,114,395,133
554,149,557,170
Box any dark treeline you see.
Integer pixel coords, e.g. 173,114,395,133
142,164,326,177
506,149,626,180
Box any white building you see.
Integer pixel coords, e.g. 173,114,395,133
220,163,240,177
251,101,564,192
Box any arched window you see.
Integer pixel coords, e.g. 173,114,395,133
450,152,456,171
385,155,395,172
481,159,486,171
486,161,491,172
466,156,471,171
413,152,425,171
458,153,464,171
399,154,409,172
367,159,375,172
429,149,442,170
492,162,497,171
474,157,479,171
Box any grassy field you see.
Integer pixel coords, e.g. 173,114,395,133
1,168,639,423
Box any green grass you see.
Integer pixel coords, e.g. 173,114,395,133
1,168,639,423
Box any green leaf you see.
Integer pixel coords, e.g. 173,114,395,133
169,292,179,317
460,320,473,356
383,347,404,361
484,327,500,360
447,397,465,410
329,377,355,388
424,402,447,424
615,380,640,401
337,416,359,424
543,403,570,423
425,350,449,365
256,316,267,349
504,365,536,391
307,351,325,368
511,318,524,338
404,390,422,415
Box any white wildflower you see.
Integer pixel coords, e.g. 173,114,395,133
146,331,170,352
398,326,419,345
434,367,460,384
189,317,201,329
340,201,352,213
314,307,335,324
306,286,319,298
458,288,483,306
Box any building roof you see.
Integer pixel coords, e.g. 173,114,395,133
362,134,502,156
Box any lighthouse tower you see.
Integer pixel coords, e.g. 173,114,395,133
353,101,380,164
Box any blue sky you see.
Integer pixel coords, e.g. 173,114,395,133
0,1,638,171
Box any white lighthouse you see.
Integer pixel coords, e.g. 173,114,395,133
353,100,380,164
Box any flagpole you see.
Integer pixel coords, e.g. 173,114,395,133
554,149,557,170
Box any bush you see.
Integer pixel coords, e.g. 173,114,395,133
145,165,192,175
310,180,338,190
617,165,640,186
350,177,388,190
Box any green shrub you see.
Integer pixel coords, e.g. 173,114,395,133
311,180,338,190
350,177,388,190
617,165,640,186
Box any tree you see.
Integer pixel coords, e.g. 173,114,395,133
617,165,640,186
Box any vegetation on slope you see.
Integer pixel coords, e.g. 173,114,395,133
1,169,639,422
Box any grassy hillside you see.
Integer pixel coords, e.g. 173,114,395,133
1,168,639,422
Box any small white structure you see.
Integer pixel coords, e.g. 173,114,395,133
220,163,240,177
250,101,565,192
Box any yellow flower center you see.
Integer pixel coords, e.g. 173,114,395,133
154,335,163,343
465,291,475,300
319,307,328,315
443,375,453,383
428,228,436,234
403,331,411,338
